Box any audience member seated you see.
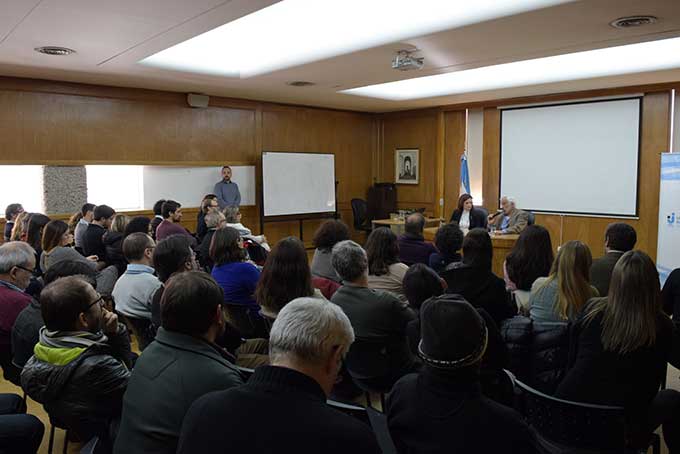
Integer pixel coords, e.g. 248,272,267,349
112,233,161,350
331,240,417,390
82,204,115,262
177,298,381,454
156,200,197,247
386,296,537,454
12,261,97,369
366,227,409,300
224,206,268,248
449,193,487,231
556,251,680,451
74,203,95,251
40,220,118,296
0,242,34,383
198,211,226,272
103,214,129,275
589,222,637,296
9,211,29,242
529,240,598,324
21,276,132,444
150,199,166,240
196,194,218,242
4,203,23,242
398,213,437,266
211,228,263,336
402,264,445,355
429,222,464,273
503,225,554,311
488,196,529,235
0,393,44,454
663,268,680,321
441,228,516,326
311,220,350,283
150,235,197,334
25,214,50,264
256,237,322,323
124,215,151,237
114,271,243,454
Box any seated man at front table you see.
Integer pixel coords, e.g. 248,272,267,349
398,213,437,266
488,196,528,235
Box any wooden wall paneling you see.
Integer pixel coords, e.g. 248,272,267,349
482,107,501,214
434,111,446,219
443,110,466,220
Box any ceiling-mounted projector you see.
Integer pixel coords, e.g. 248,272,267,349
392,50,424,71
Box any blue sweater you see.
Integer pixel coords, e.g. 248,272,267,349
211,262,260,309
213,180,241,208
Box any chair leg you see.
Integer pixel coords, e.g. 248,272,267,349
48,423,55,454
62,429,69,454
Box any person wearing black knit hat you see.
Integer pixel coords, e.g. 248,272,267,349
386,294,537,454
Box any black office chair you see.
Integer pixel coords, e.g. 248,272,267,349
512,377,660,454
351,199,372,234
527,211,536,226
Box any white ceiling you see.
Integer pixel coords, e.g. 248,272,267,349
0,0,679,112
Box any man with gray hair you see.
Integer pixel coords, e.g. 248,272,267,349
488,195,529,234
397,213,437,266
0,242,35,382
198,210,226,271
330,240,417,390
177,297,380,454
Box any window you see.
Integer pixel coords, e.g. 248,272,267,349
0,166,43,216
86,165,144,211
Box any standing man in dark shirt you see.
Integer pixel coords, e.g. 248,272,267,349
213,166,241,209
82,205,115,262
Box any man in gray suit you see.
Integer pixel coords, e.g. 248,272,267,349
488,196,529,234
214,165,241,209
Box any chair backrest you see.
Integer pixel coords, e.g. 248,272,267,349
351,199,369,230
366,408,398,454
344,337,408,392
513,378,626,452
327,399,370,425
237,366,255,382
527,211,536,226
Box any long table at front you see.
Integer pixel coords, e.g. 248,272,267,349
423,227,519,277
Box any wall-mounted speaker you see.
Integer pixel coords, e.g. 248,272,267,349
187,93,210,108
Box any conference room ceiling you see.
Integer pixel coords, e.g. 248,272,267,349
0,0,680,112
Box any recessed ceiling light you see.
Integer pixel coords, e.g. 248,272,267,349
139,0,570,78
610,15,657,29
341,36,680,101
34,46,76,56
287,81,315,87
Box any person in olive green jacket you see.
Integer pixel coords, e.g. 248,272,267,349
113,271,243,454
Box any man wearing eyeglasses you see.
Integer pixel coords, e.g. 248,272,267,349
0,242,35,384
21,276,132,446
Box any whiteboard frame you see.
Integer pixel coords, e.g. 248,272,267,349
498,97,643,218
260,151,338,222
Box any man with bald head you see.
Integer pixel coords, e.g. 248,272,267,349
397,213,437,266
488,196,529,235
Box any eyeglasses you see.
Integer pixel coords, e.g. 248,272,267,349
84,294,104,311
14,265,35,274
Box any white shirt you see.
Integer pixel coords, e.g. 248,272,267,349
459,210,471,230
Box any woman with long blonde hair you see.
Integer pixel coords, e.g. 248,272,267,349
9,211,29,242
528,240,598,323
557,250,680,452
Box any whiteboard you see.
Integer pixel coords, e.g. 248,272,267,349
142,166,256,208
262,152,336,217
500,98,640,217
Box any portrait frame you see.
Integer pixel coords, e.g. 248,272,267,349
395,148,419,185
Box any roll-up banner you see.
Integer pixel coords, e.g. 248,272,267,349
657,153,680,286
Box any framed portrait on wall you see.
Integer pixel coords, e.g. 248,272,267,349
395,148,419,184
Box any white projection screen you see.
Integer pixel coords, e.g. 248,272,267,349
500,98,641,217
262,152,336,217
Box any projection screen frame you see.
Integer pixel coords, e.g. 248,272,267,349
498,96,643,218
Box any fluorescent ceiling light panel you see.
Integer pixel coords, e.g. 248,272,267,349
342,37,680,100
140,0,570,78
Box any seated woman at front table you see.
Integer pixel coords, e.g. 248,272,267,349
528,240,598,324
450,193,487,231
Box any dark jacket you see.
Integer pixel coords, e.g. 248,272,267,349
82,223,107,261
428,251,461,274
450,207,488,229
3,221,13,242
113,328,243,454
197,229,216,272
103,231,126,276
11,298,43,368
387,367,537,454
21,325,132,440
662,268,680,320
589,251,624,297
150,216,163,241
196,211,208,242
177,366,380,454
398,233,437,266
500,315,571,394
441,262,517,327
